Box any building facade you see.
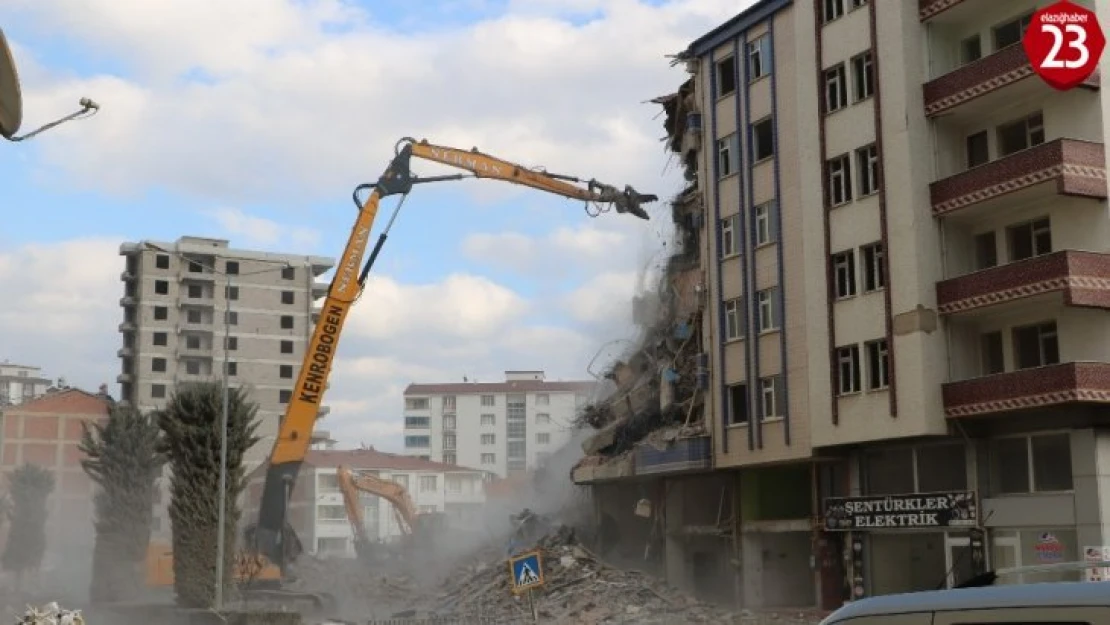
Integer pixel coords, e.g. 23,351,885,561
0,362,52,407
573,0,1110,614
244,448,491,559
402,371,594,478
117,235,335,538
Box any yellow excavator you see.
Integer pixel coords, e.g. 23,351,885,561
336,465,447,562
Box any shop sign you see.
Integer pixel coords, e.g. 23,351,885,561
823,491,978,531
1083,546,1110,582
1035,532,1065,562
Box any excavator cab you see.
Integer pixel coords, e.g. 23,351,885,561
0,28,24,139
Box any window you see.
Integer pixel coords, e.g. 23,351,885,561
481,414,495,426
865,339,889,390
281,290,295,305
185,360,201,375
393,474,410,489
443,415,456,430
823,64,847,113
716,134,737,177
183,335,197,350
186,309,202,323
443,453,457,466
225,311,238,325
406,398,429,410
404,436,430,448
836,345,861,395
280,315,294,329
1007,217,1051,261
991,433,1072,494
536,413,551,425
997,111,1044,157
225,285,239,300
724,298,744,341
832,250,857,299
823,0,844,23
481,453,496,465
728,383,749,425
851,51,874,101
721,214,740,257
960,34,982,64
536,433,551,445
759,375,783,419
965,130,989,168
442,395,457,410
827,154,852,206
993,12,1034,50
155,254,170,269
481,434,495,445
980,331,1004,375
225,361,237,376
536,393,549,405
856,144,879,196
404,416,430,428
754,201,775,245
279,389,291,404
151,357,167,373
974,231,998,269
225,261,239,275
443,431,457,449
861,243,885,292
282,266,295,280
280,340,293,354
225,336,237,351
756,288,779,332
418,475,437,492
187,284,203,299
480,395,495,407
187,260,203,273
153,332,168,346
154,280,169,295
153,306,168,321
716,56,736,96
1013,321,1059,369
747,34,771,80
751,118,774,162
151,384,166,399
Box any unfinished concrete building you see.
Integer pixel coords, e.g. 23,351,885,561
574,0,1110,614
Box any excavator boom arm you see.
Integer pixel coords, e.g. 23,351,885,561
251,137,656,568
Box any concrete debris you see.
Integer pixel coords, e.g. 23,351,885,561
17,602,85,625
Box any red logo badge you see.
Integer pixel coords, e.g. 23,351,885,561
1023,0,1105,91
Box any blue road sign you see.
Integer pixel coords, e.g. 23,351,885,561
508,549,544,594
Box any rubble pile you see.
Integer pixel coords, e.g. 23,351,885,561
16,602,84,625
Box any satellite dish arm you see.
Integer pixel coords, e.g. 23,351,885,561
6,97,99,142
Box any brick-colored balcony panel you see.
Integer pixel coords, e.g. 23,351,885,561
943,362,1110,418
923,45,1100,117
931,139,1107,216
937,251,1110,315
919,0,964,21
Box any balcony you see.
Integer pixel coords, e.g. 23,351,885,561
943,362,1110,418
937,251,1110,315
919,0,966,21
634,435,712,476
924,44,1100,118
931,139,1107,217
116,373,133,384
118,321,136,332
117,347,133,358
119,296,136,307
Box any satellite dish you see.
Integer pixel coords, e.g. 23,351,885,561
0,28,23,139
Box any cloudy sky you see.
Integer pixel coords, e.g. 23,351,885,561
0,0,745,451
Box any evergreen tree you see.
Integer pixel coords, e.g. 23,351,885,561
158,381,260,608
1,463,55,587
79,403,165,603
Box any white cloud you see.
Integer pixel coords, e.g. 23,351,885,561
202,207,321,250
0,0,750,449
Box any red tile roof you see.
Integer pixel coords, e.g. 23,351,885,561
5,388,112,415
305,448,485,473
404,380,596,395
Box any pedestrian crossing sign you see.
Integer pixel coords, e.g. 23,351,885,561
508,549,545,594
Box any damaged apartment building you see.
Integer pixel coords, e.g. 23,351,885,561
573,0,1110,614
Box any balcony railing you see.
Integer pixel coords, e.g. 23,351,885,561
930,139,1107,216
943,362,1110,418
937,251,1110,315
919,0,965,21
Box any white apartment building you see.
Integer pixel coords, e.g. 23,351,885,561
402,370,594,478
0,361,51,406
117,235,335,537
302,449,490,559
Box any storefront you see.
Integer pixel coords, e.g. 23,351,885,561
823,490,985,598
